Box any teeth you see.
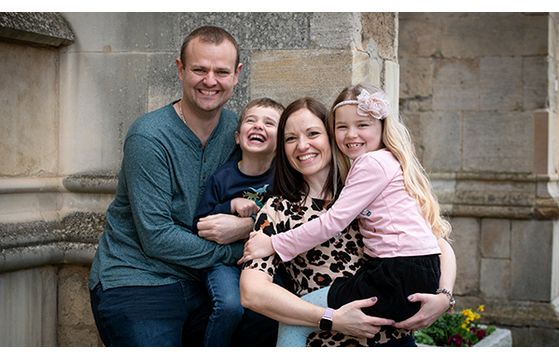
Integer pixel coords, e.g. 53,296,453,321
347,143,363,148
299,154,317,161
249,134,265,142
200,90,218,96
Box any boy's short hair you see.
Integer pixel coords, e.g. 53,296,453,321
237,98,285,132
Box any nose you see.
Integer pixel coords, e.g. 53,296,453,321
296,138,309,151
347,125,357,137
203,71,217,86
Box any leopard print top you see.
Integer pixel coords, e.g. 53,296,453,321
242,196,410,346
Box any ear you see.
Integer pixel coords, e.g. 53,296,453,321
235,131,240,145
176,57,185,81
233,62,243,85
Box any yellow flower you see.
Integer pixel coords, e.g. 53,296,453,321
477,305,485,312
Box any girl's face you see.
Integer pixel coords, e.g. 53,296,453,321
283,108,332,182
334,104,383,160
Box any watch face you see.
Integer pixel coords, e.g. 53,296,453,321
319,318,333,331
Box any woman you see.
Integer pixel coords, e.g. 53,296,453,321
240,97,456,346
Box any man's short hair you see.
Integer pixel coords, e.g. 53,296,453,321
180,25,240,68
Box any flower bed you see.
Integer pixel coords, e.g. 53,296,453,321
415,305,511,347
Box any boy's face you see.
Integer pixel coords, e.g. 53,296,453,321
236,106,280,156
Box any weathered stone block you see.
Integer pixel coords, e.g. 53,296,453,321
146,53,182,113
511,220,553,301
511,326,559,346
462,111,533,173
0,42,58,176
417,111,462,172
177,13,311,51
480,258,511,298
450,217,480,295
59,52,149,174
57,265,100,346
250,49,360,108
0,12,74,47
523,56,548,111
432,59,479,111
310,13,357,49
398,13,443,58
0,267,57,346
479,57,522,111
63,13,179,53
440,13,548,58
533,110,549,174
481,218,511,258
399,57,433,100
361,12,398,61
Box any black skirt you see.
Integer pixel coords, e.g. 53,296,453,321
328,254,441,322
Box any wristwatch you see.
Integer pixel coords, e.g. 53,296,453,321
319,308,334,331
436,288,456,311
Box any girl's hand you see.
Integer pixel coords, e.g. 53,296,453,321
238,231,275,264
332,298,395,338
392,292,450,330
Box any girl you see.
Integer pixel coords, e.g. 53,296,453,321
241,84,454,323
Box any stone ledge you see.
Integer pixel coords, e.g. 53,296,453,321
458,295,559,329
0,212,103,273
0,12,74,47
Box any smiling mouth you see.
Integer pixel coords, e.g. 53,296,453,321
298,154,317,161
346,143,364,149
198,89,219,96
248,134,266,143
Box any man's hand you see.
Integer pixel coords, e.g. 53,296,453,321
197,214,253,245
231,198,260,217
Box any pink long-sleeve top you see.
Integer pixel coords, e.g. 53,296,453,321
271,148,441,262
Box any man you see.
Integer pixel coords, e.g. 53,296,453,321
89,25,276,346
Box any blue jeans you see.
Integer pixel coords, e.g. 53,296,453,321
203,264,244,346
90,280,210,346
90,279,279,347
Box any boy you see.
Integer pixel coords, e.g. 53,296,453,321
193,97,284,346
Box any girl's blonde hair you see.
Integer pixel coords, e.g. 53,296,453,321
328,84,452,241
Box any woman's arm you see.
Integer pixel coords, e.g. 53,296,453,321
240,268,393,338
393,238,456,330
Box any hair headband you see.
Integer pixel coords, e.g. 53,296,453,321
332,89,390,120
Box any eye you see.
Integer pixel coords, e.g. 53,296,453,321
284,136,296,143
265,121,277,127
336,124,347,130
216,70,231,77
308,131,321,138
358,123,370,128
192,68,206,75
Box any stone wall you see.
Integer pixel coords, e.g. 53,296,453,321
399,12,559,346
0,12,398,346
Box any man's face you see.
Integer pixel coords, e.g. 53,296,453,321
177,37,242,115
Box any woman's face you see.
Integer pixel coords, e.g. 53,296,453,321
283,108,332,182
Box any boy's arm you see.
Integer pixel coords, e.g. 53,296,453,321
272,156,391,261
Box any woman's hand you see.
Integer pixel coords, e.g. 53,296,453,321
238,231,275,264
392,292,450,330
332,297,395,338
